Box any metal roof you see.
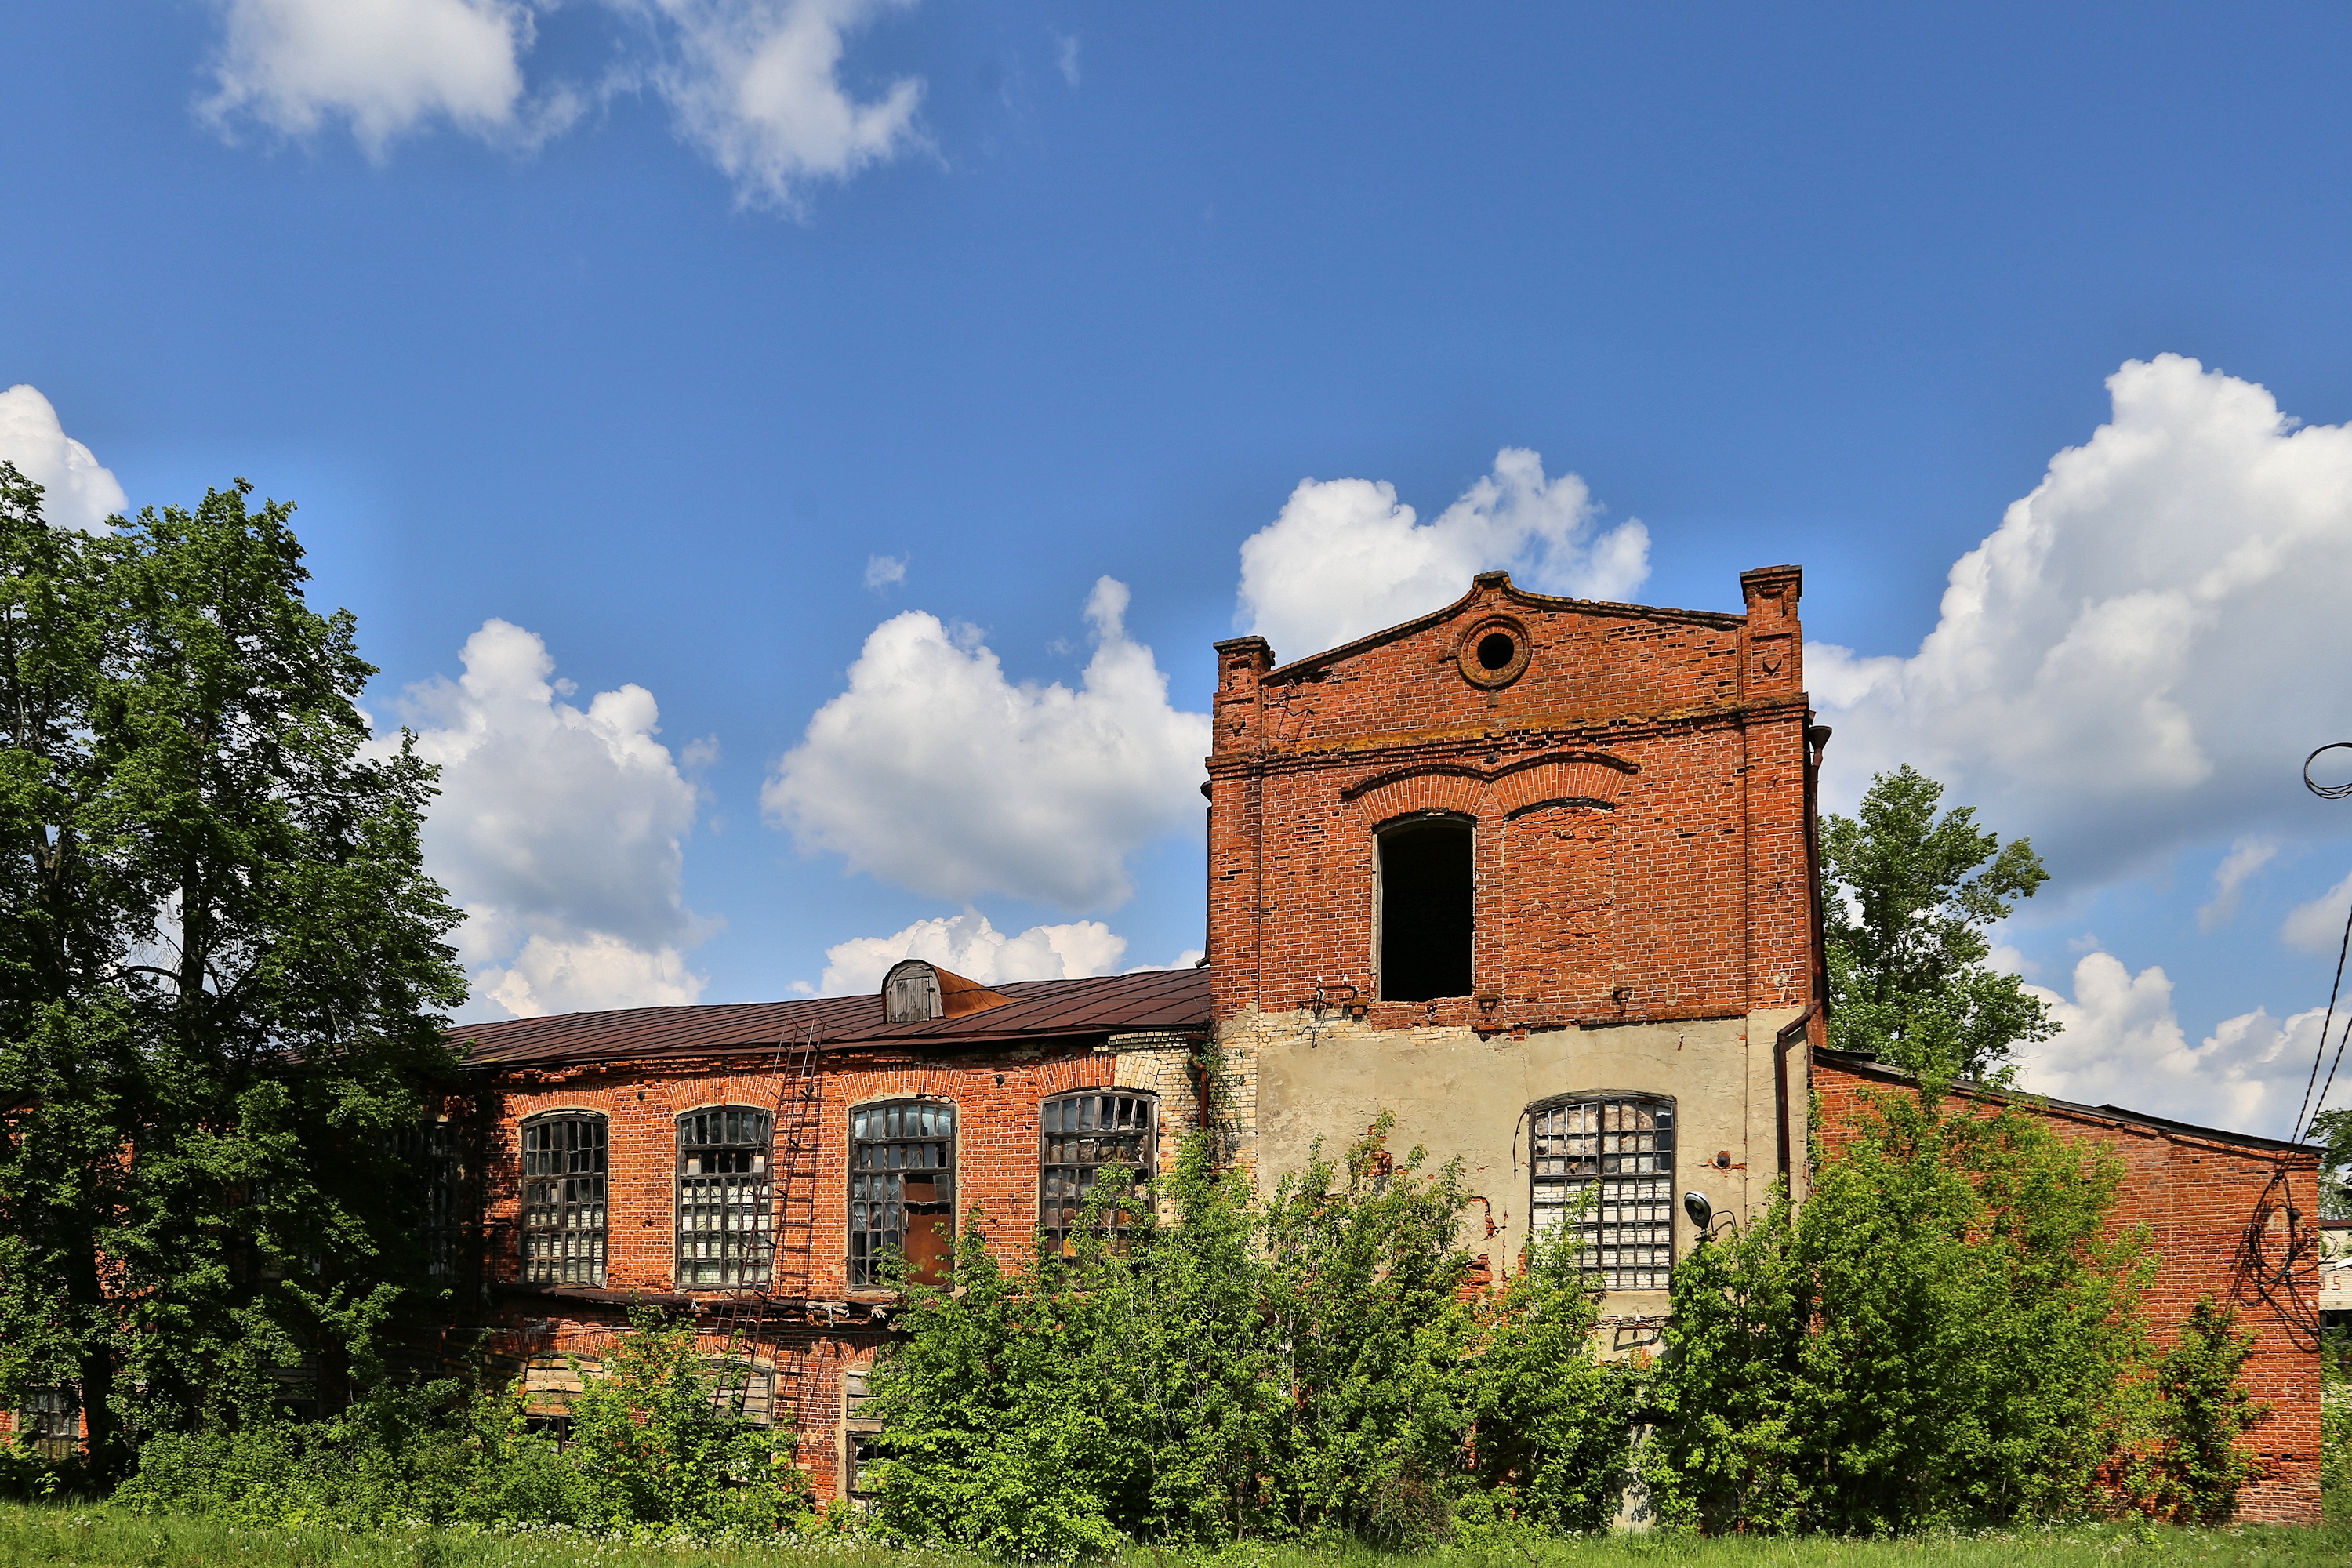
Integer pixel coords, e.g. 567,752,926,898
450,964,1211,1072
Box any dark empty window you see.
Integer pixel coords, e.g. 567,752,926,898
1379,816,1474,1001
1530,1095,1675,1290
677,1107,773,1288
848,1100,955,1289
1475,631,1517,670
1040,1091,1156,1253
521,1112,608,1287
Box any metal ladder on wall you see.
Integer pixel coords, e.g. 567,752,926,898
706,1025,826,1443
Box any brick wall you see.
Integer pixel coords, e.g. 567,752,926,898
471,1033,1198,1496
1814,1054,2324,1524
1205,567,1820,1035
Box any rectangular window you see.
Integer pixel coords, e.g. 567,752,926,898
848,1100,954,1288
521,1112,608,1287
1040,1091,1156,1253
20,1385,78,1461
414,1120,465,1282
1530,1095,1674,1290
1378,815,1475,1001
677,1106,773,1288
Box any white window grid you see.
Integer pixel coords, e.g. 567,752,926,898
521,1112,607,1287
1530,1095,1675,1290
677,1107,774,1288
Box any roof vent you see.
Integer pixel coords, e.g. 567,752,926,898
880,959,1016,1023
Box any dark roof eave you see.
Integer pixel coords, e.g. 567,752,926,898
1813,1047,2326,1156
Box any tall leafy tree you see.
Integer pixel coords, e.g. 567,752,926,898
0,464,466,1478
1821,764,2056,1083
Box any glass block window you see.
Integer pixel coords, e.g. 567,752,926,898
848,1100,954,1288
19,1386,77,1461
1040,1091,1156,1252
521,1112,608,1287
677,1106,773,1288
1530,1095,1675,1290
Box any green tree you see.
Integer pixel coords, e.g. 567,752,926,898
1646,1092,2153,1534
0,465,466,1478
2307,1105,2352,1221
1822,764,2056,1083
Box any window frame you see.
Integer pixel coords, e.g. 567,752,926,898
18,1385,78,1461
520,1109,609,1287
1374,810,1478,1002
847,1098,956,1290
1038,1089,1157,1253
1527,1091,1676,1292
675,1104,775,1290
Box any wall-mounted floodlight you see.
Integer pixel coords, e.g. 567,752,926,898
1682,1190,1713,1232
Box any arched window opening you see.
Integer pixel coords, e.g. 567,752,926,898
521,1111,608,1287
1378,815,1474,1001
677,1106,773,1288
1040,1091,1156,1254
1530,1094,1675,1291
849,1099,955,1288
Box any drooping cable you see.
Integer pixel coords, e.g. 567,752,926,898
2288,895,2352,1148
2292,744,2352,1143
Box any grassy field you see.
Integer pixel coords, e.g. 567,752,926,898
0,1507,2349,1568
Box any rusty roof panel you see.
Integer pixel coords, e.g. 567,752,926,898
450,965,1211,1072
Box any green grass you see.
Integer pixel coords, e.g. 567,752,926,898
0,1507,2349,1568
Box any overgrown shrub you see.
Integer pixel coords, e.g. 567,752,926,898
2133,1296,2267,1525
863,1120,1639,1551
114,1308,806,1534
1646,1091,2154,1534
2325,1330,2352,1512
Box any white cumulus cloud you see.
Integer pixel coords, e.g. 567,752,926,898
1236,447,1649,664
2198,836,2280,931
2284,869,2352,955
816,909,1127,995
644,0,925,210
198,0,563,156
764,576,1210,909
1813,355,2352,887
392,619,710,1018
0,385,128,535
2012,951,2328,1138
193,0,923,208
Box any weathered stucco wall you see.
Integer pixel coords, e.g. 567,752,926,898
1229,1002,1808,1309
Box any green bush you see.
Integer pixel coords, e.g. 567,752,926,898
1645,1091,2154,1534
114,1308,806,1535
2133,1296,2266,1525
862,1120,1639,1552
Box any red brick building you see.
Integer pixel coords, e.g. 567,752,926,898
427,564,2321,1519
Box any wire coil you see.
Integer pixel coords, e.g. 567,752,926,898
2304,743,2352,800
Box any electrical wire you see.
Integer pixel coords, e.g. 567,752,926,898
2288,894,2352,1148
2293,746,2352,1143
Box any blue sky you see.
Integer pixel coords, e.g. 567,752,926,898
8,2,2352,1134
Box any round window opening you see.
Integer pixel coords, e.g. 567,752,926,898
1457,615,1532,687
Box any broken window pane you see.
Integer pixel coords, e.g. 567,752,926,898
1040,1091,1156,1254
677,1106,774,1288
19,1385,77,1461
521,1112,608,1287
396,1119,467,1283
1379,816,1474,1001
848,1099,954,1288
1530,1095,1675,1290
